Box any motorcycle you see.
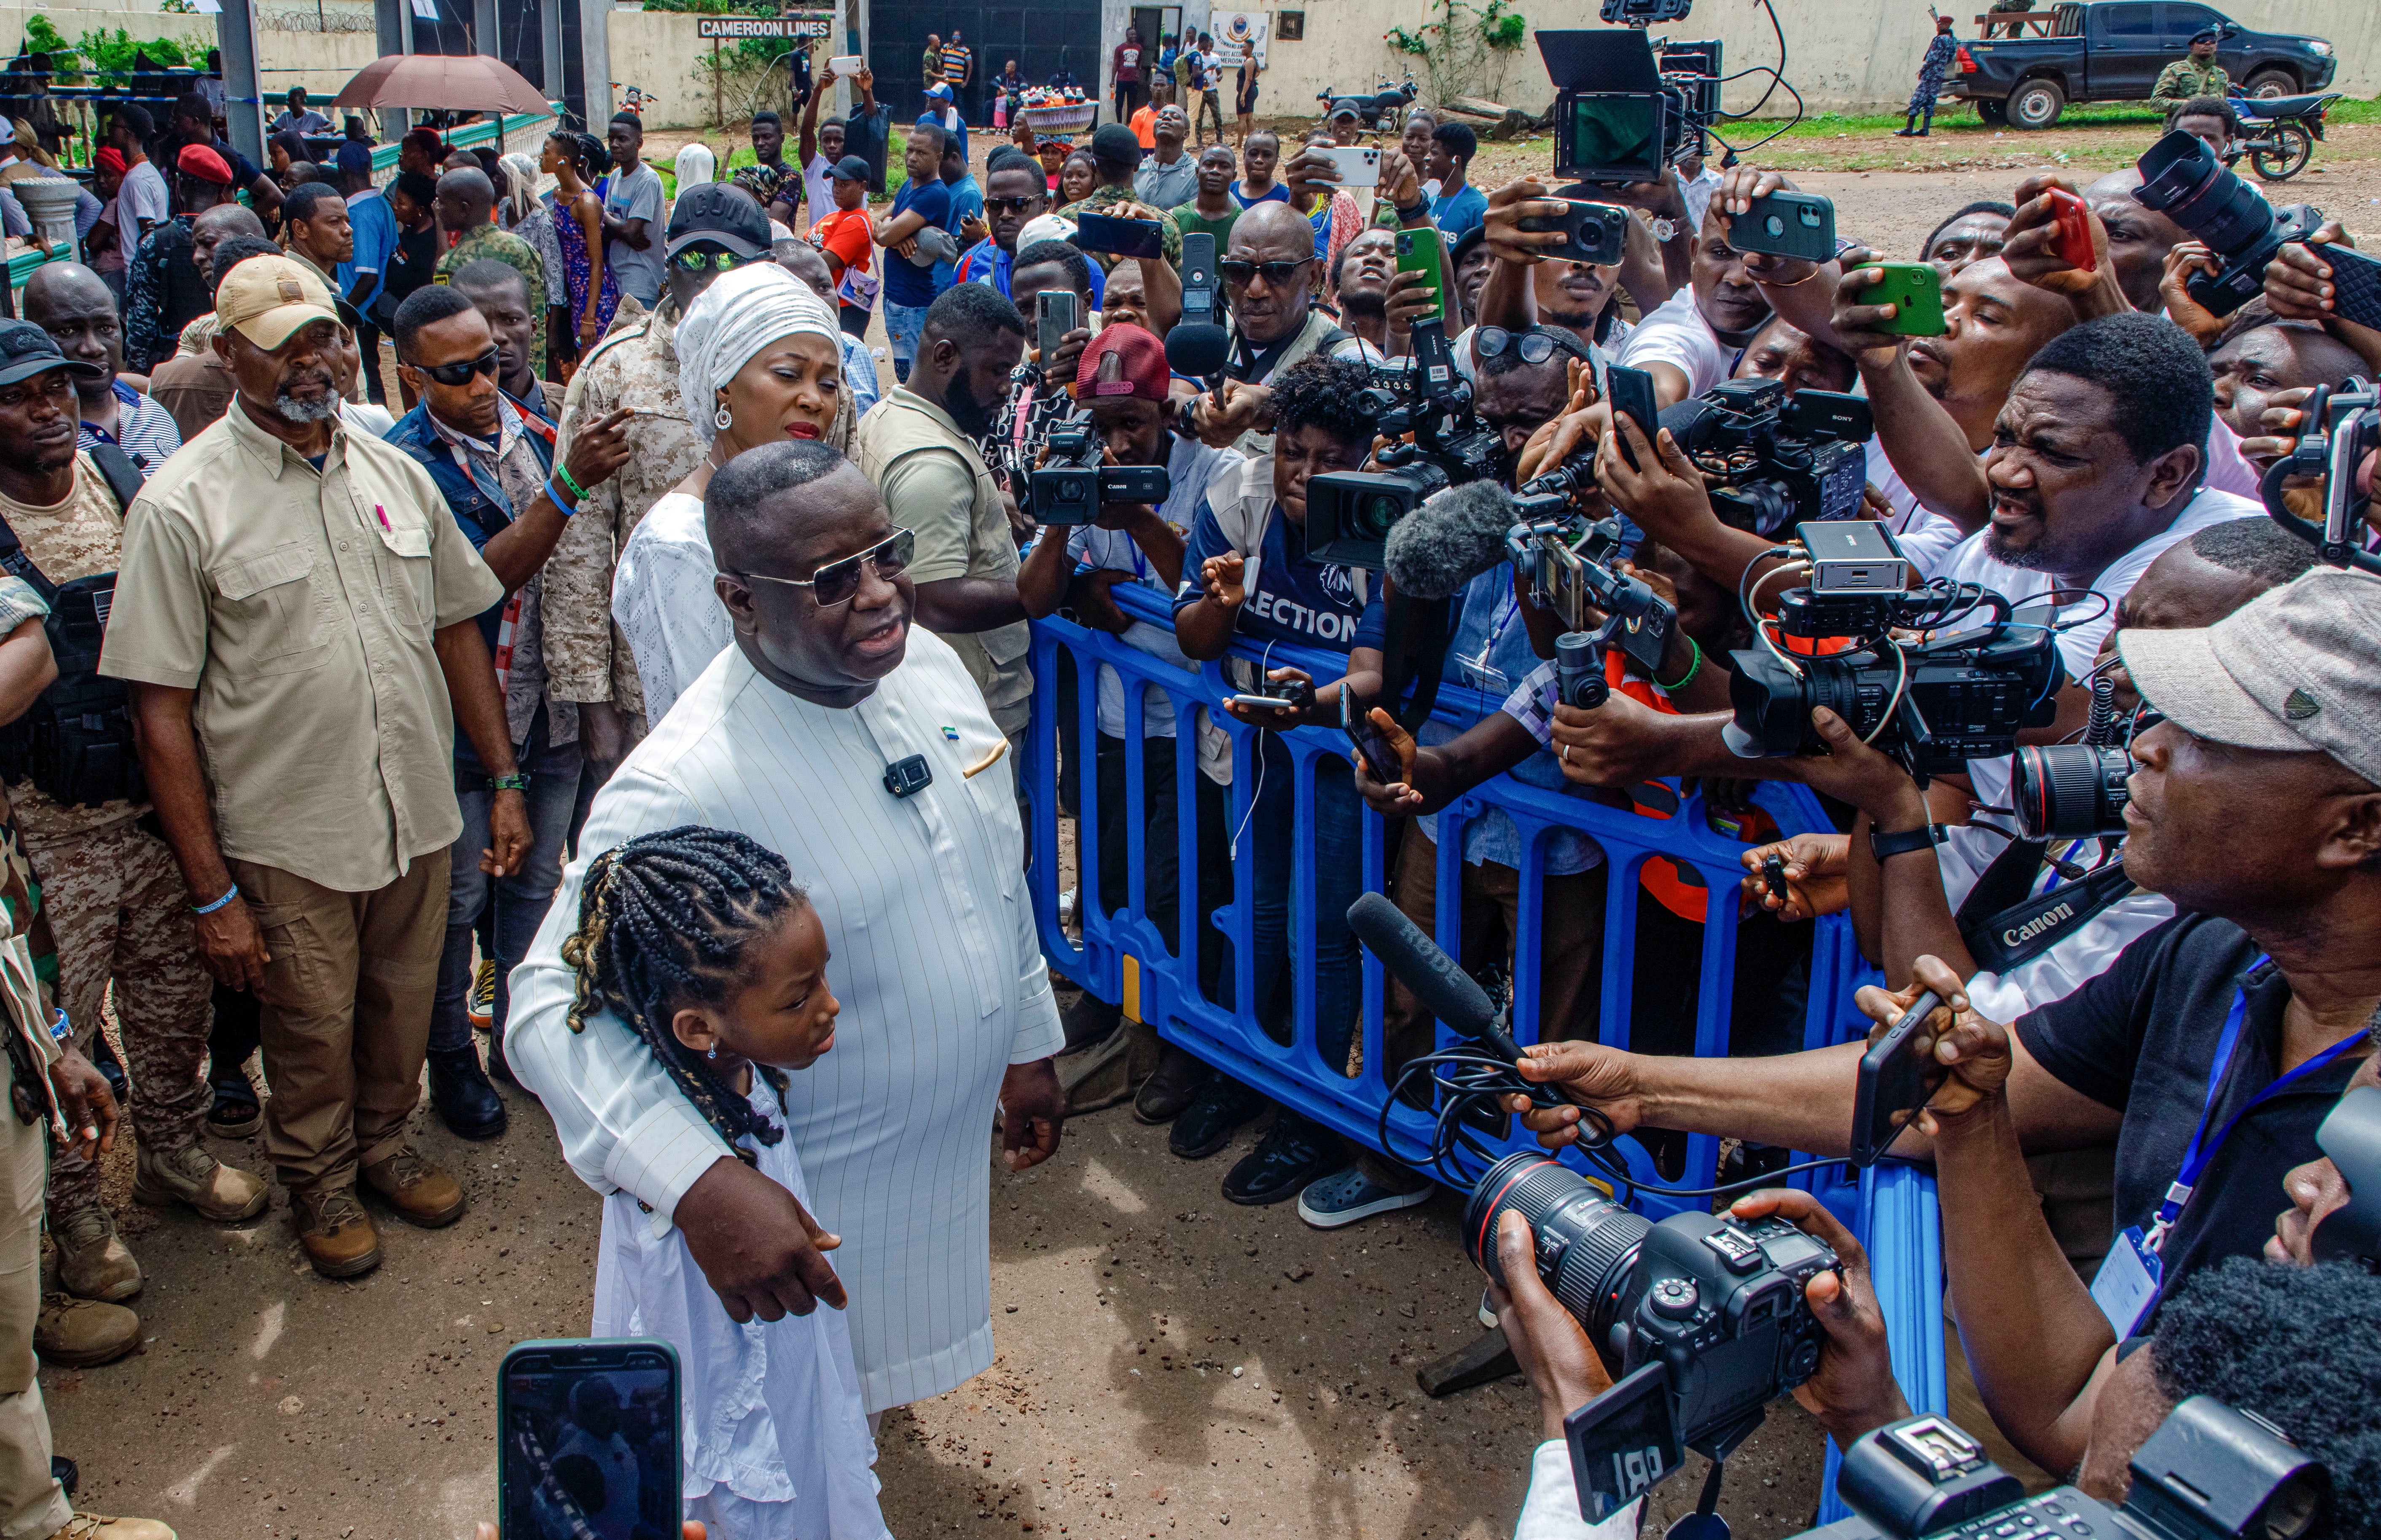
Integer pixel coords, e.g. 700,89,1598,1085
2225,87,2341,183
1314,73,1419,135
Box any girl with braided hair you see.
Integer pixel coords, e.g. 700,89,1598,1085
568,825,891,1540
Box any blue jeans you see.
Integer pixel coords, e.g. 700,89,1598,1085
1245,733,1365,1077
884,299,929,382
430,708,582,1054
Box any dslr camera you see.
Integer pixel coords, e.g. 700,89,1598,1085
1801,1398,2333,1540
2133,130,2381,329
1723,523,2067,779
1467,1152,1836,1521
1661,378,1873,537
1503,486,1675,706
1016,406,1173,527
1305,318,1504,568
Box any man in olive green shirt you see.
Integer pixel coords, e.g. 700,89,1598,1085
2153,28,2231,102
101,255,529,1281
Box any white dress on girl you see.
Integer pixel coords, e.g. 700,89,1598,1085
592,1076,893,1540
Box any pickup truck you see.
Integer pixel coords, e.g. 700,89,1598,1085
1947,2,2337,129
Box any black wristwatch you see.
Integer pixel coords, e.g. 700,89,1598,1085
1868,822,1947,863
488,773,532,793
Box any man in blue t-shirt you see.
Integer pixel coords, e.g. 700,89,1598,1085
1427,121,1486,240
876,124,954,382
333,142,398,403
934,130,984,293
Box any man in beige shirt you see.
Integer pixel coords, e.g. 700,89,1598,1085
100,256,531,1280
854,282,1034,752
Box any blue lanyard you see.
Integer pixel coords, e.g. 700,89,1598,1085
2143,953,2371,1255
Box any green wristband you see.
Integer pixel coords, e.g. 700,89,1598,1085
1654,636,1701,692
488,773,532,793
555,462,590,503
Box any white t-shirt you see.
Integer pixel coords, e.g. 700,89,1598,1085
611,489,729,726
117,159,169,238
1615,288,1730,399
803,151,835,234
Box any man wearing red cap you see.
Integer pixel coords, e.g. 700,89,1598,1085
1014,323,1243,1096
121,142,240,373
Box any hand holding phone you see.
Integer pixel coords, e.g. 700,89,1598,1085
1604,364,1658,473
1073,212,1169,260
1862,261,1946,337
2045,186,2097,273
1849,990,1945,1166
1516,199,1631,266
501,1339,682,1537
1343,694,1406,785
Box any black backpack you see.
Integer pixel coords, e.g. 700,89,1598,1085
0,446,146,809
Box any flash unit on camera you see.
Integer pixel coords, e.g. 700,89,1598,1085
1799,521,1908,594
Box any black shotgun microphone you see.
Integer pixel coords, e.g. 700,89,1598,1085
1346,892,1526,1062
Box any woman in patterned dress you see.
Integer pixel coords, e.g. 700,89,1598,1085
543,129,619,358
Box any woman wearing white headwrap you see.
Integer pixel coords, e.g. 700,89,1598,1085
610,262,851,723
674,140,717,191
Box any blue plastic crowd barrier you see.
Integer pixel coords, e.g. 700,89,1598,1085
1025,584,1942,1508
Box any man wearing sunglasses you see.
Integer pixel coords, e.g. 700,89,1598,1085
953,150,1048,300
386,284,634,1140
510,440,1068,1442
433,166,548,380
546,186,771,786
1185,201,1375,458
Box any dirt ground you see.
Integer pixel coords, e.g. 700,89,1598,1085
51,105,2381,1539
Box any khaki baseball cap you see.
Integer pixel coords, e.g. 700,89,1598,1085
2118,567,2381,787
215,253,340,349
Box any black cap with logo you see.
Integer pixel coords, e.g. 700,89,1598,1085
0,320,102,389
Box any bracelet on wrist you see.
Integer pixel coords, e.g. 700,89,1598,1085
191,883,239,916
1653,636,1701,691
488,773,532,793
544,475,578,514
555,462,591,503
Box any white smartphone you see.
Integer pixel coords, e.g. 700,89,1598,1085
1313,145,1381,188
827,54,863,75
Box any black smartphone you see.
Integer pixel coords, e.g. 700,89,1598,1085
1605,363,1658,473
1850,990,1946,1167
2324,244,2381,333
1342,692,1402,783
1733,191,1836,263
1520,199,1631,265
1036,289,1079,371
499,1337,681,1538
1074,211,1170,260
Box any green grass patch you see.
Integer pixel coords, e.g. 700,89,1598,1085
1768,94,2381,139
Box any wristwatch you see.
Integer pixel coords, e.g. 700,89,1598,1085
1648,215,1678,243
488,773,532,793
1868,822,1948,863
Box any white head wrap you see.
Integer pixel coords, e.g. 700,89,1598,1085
674,141,717,191
676,261,852,451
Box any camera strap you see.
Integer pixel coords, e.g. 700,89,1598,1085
1958,857,2137,979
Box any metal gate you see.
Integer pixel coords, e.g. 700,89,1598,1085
868,0,1104,126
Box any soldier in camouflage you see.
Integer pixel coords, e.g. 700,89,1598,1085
433,166,547,378
2154,28,2232,103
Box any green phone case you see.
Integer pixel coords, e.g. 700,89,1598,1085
1395,229,1446,318
1868,261,1946,337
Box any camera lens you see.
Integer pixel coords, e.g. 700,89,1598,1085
1357,492,1406,540
2011,744,2133,840
1465,1153,1649,1349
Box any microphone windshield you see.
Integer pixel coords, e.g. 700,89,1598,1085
1164,323,1230,379
1346,892,1495,1037
1384,480,1519,599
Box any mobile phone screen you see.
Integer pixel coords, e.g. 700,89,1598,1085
500,1338,681,1538
1342,694,1402,782
1605,365,1657,473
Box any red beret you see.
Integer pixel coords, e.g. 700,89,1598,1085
175,143,234,185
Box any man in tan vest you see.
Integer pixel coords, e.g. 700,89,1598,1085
855,282,1034,766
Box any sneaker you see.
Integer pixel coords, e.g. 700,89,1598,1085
361,1147,466,1228
52,1205,139,1302
132,1145,269,1223
467,958,497,1032
291,1187,381,1278
34,1294,139,1367
1222,1116,1349,1206
1295,1164,1435,1229
1168,1075,1265,1160
44,1513,178,1540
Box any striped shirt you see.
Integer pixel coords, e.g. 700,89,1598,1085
507,629,1063,1413
80,381,183,476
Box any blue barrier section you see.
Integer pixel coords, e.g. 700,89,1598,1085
1027,584,1943,1506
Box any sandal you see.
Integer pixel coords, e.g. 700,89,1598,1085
206,1072,262,1139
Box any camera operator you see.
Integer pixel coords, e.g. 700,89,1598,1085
1511,569,2381,1480
1475,180,1657,378
1167,354,1385,1204
1182,202,1380,457
1014,324,1241,1111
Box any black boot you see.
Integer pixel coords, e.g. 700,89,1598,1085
427,1045,508,1139
1916,113,1933,136
1895,113,1919,137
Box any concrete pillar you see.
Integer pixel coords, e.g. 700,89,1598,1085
580,0,613,122
215,0,266,166
541,0,565,106
475,0,500,58
375,0,414,144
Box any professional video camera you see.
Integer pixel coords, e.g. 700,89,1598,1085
1537,27,1723,187
1723,523,2067,780
1304,317,1502,569
1794,1399,2333,1540
1660,378,1873,537
1011,406,1173,527
1599,0,1694,24
1503,486,1675,705
2259,379,2381,577
2133,131,2381,330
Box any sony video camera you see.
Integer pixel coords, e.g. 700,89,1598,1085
1468,1152,1837,1521
1015,406,1173,527
1798,1398,2333,1540
1661,378,1873,537
1537,27,1721,188
1305,318,1503,568
1723,523,2066,779
1503,482,1675,706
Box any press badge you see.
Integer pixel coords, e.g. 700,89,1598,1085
2088,1225,2162,1336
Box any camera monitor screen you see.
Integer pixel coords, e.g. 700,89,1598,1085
1565,1361,1684,1523
1558,94,1666,184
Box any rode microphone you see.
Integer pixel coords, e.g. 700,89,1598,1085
1346,892,1526,1062
1385,480,1521,600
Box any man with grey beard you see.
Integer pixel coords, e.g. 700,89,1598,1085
99,254,524,1279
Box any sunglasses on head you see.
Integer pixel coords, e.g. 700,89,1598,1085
985,196,1040,215
417,346,500,387
671,248,752,274
1475,326,1588,366
738,527,915,608
1219,257,1311,288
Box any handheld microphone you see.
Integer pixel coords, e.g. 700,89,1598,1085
1167,230,1233,386
1165,323,1231,379
1384,480,1521,600
1346,892,1526,1062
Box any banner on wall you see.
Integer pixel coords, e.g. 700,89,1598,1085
1210,10,1268,68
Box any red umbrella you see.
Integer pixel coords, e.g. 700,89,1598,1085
330,53,554,117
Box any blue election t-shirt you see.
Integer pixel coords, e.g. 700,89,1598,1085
883,177,952,308
1433,182,1488,242
1172,499,1371,653
338,185,398,312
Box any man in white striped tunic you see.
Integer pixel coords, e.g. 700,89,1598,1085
509,442,1067,1414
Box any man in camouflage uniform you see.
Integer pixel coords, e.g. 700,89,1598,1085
1900,15,1960,137
0,321,266,1312
545,190,767,776
2154,28,2231,103
433,166,546,377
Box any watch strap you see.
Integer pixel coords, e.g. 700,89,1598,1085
488,773,532,792
1870,822,1948,863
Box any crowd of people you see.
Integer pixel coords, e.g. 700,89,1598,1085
0,56,2368,1540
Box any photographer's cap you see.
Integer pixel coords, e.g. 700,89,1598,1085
2118,568,2381,786
1329,97,1363,119
214,254,341,350
1077,322,1167,402
665,181,771,260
